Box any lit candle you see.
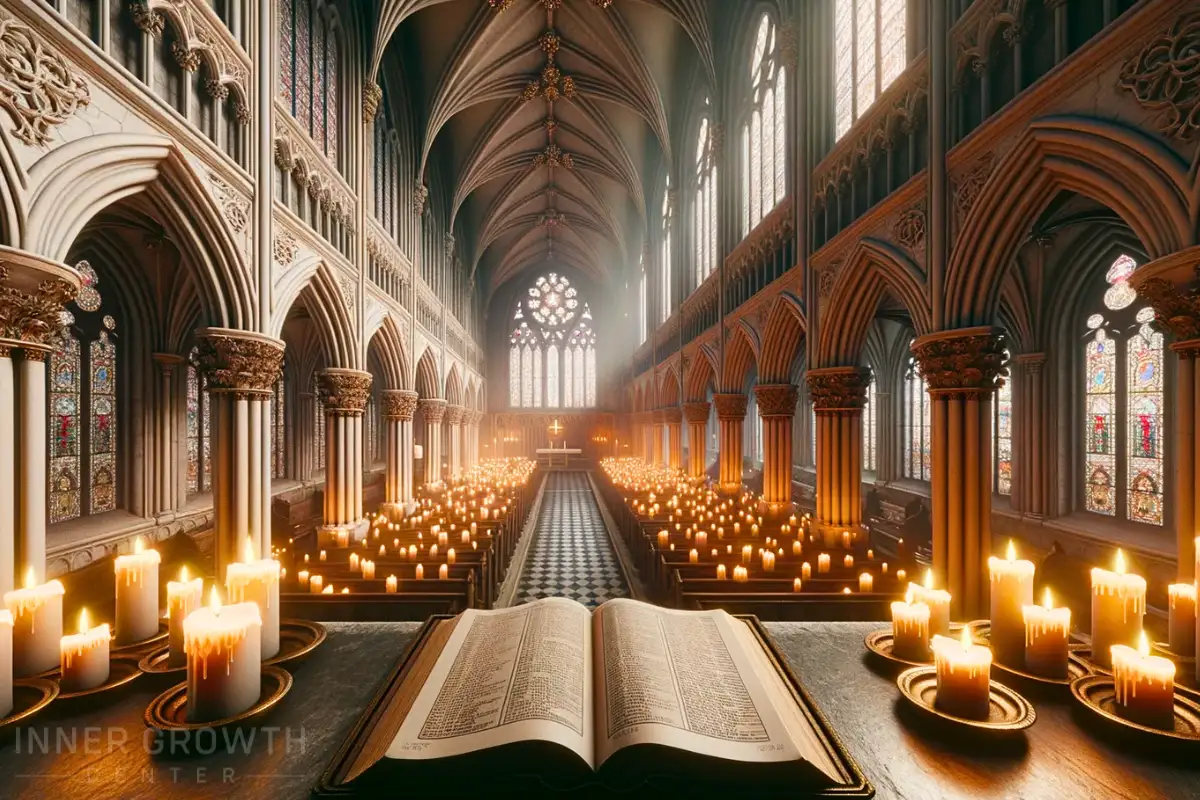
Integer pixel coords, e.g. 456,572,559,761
322,586,333,594
842,531,851,549
1090,549,1146,669
297,569,310,589
409,545,417,560
987,541,1036,666
447,548,456,565
867,548,874,560
689,549,699,564
225,540,281,660
762,551,776,572
1112,632,1175,729
844,554,855,569
716,565,726,580
303,554,309,564
909,570,952,638
695,531,707,550
732,565,748,583
430,544,439,558
741,545,753,565
362,560,376,580
416,564,424,580
184,589,262,722
897,569,907,583
335,528,349,549
4,569,65,677
438,531,448,549
319,550,327,562
882,562,888,574
309,575,324,594
891,589,931,661
114,537,161,645
932,628,992,720
393,538,401,550
792,540,802,557
439,564,449,580
1167,583,1196,656
166,566,203,668
386,575,398,593
0,610,10,717
802,562,812,581
859,573,873,593
1023,587,1071,679
818,554,831,574
793,578,802,592
349,552,360,572
462,531,471,545
59,608,110,692
379,544,387,558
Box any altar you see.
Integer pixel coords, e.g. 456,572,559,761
534,444,582,467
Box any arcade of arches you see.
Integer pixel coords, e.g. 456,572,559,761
0,0,1196,634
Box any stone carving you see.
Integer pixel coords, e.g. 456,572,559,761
273,129,354,224
339,276,356,314
807,369,871,411
129,3,165,37
363,81,382,123
381,389,419,420
317,370,372,413
818,262,841,298
417,398,447,423
196,333,284,396
444,405,465,426
910,329,1007,398
778,21,799,70
0,264,77,345
1136,276,1200,341
172,40,201,72
893,208,926,251
683,402,710,423
0,18,91,146
273,229,298,267
659,406,682,424
712,392,748,420
414,183,429,216
1118,12,1200,140
953,154,995,219
209,172,249,233
754,384,799,417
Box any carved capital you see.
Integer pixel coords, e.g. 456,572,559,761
317,369,372,414
445,405,465,426
1172,340,1200,360
660,406,682,425
754,384,799,417
172,41,200,72
129,3,165,37
363,81,382,123
1136,276,1200,341
195,328,285,397
418,398,447,423
683,401,710,424
0,248,81,345
413,183,428,217
381,389,419,421
910,327,1007,398
807,368,871,412
712,392,748,421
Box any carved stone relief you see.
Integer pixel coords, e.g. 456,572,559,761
0,17,91,146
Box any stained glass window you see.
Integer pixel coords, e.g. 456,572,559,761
903,356,930,481
324,28,338,160
741,15,788,236
563,344,575,408
993,353,1012,496
279,0,294,99
638,268,647,344
586,346,597,408
510,279,598,409
509,341,521,407
315,377,325,472
1127,323,1163,524
281,0,339,168
862,376,877,472
546,344,559,407
187,363,201,494
695,108,718,289
532,346,543,408
273,373,286,478
293,0,312,129
835,0,908,140
49,329,81,524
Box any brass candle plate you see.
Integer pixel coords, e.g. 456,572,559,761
1070,674,1200,742
0,679,59,732
137,645,186,676
864,629,931,667
264,619,328,668
1153,642,1197,667
55,655,143,700
144,666,293,732
896,666,1037,732
992,654,1092,687
112,620,170,654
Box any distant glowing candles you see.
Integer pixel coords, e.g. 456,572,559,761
0,610,10,717
793,540,802,557
695,531,707,550
447,548,456,565
437,531,448,549
1090,549,1146,669
1167,583,1196,656
439,564,449,580
349,552,361,572
742,545,753,565
867,549,874,561
184,588,262,722
362,560,376,580
658,530,669,549
409,545,418,560
114,537,161,645
716,564,727,580
1022,587,1071,679
225,540,281,660
732,565,748,583
891,589,931,662
166,566,203,667
818,554,831,574
859,573,873,593
802,562,812,581
4,569,65,677
843,555,854,569
842,531,851,549
335,528,349,548
319,550,327,562
309,575,324,594
689,549,699,564
297,570,310,589
761,551,776,572
910,570,952,638
793,578,802,592
1112,632,1175,729
415,564,425,580
988,541,1036,666
932,627,992,720
59,608,110,692
322,586,333,594
386,575,398,593
897,569,907,583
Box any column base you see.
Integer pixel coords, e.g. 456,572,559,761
755,499,797,519
318,519,370,548
812,520,868,549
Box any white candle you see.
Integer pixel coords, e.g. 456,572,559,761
166,567,203,668
793,540,802,557
430,544,439,558
0,610,12,717
742,545,753,564
437,531,448,548
439,564,449,579
114,537,161,645
415,564,424,580
844,554,855,569
1023,587,1071,679
818,554,830,574
319,550,327,562
447,548,456,565
309,575,324,594
859,573,873,593
59,608,110,692
695,531,707,550
762,551,776,572
716,565,726,580
225,542,281,660
909,570,952,638
409,545,417,560
1090,549,1146,669
1112,632,1175,729
987,541,1036,666
842,531,851,548
379,545,387,558
793,578,802,592
184,589,262,722
732,565,748,583
4,570,65,677
1168,583,1196,656
932,628,992,720
349,553,360,572
802,562,812,581
386,575,398,593
362,560,376,580
891,589,931,661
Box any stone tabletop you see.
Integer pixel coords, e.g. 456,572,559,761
1,621,1198,799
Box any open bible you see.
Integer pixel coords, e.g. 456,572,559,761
317,598,871,796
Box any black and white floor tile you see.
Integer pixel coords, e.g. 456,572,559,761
514,472,630,608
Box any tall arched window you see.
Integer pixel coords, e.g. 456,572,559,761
638,258,647,344
694,110,718,288
660,176,673,323
993,352,1012,495
1083,255,1164,525
835,0,907,139
741,15,787,236
279,0,340,162
186,348,212,495
272,373,286,478
49,262,119,523
863,374,877,472
903,355,930,481
373,86,399,236
509,274,599,409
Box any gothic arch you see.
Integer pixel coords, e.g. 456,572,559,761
659,368,681,407
415,346,441,399
721,322,760,391
365,312,410,390
272,256,357,369
445,363,464,407
758,292,807,383
685,344,719,402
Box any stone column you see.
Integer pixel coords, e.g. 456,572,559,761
418,399,447,485
1013,353,1047,517
663,407,683,471
316,369,372,544
808,368,871,546
465,410,481,471
0,250,81,591
1134,254,1200,580
197,328,285,577
445,405,464,479
650,410,665,466
912,327,1006,619
380,389,418,515
755,384,799,511
683,402,710,478
152,354,184,514
713,393,748,494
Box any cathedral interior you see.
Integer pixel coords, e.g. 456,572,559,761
0,0,1198,797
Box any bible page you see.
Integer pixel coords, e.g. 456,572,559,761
387,597,594,767
592,599,806,769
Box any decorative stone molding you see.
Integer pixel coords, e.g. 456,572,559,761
754,384,799,417
339,276,356,314
659,406,682,425
952,0,1027,81
196,328,285,397
273,125,354,225
893,208,926,252
712,392,748,420
1118,12,1200,141
273,229,298,267
807,368,870,412
317,368,372,414
418,398,447,423
0,16,91,146
818,262,841,299
129,3,165,36
363,81,382,123
444,405,465,426
952,153,995,220
1015,352,1047,375
414,183,429,216
209,172,250,233
381,389,419,420
910,327,1007,398
0,247,81,348
683,401,710,423
726,199,794,274
172,39,201,72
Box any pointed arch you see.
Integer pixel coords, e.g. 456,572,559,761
445,363,464,407
722,322,760,391
659,367,681,407
759,292,807,382
271,256,356,368
415,346,441,399
365,312,410,390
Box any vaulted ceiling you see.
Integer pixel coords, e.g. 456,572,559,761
368,0,716,303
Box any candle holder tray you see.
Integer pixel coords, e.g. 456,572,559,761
54,654,143,701
1070,674,1200,744
1152,641,1197,668
0,679,59,733
144,666,293,732
896,666,1037,732
112,620,170,654
864,623,968,668
991,653,1093,687
264,619,328,668
137,645,186,676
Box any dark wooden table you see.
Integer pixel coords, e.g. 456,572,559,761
1,621,1197,799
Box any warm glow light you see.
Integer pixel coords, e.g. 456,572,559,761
78,607,90,635
1043,586,1054,610
1006,539,1016,562
244,537,255,564
23,567,35,589
134,537,145,555
1137,630,1150,658
180,566,190,582
1115,549,1126,575
905,587,914,605
960,625,972,651
209,585,221,612
924,569,934,590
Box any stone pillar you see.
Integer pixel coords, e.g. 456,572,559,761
466,410,481,470
650,410,665,466
683,402,710,478
418,398,447,485
912,327,1006,619
152,354,184,514
1012,353,1046,517
874,387,897,483
445,405,464,479
713,393,748,494
381,389,418,515
197,328,285,577
755,384,799,511
1134,255,1200,580
808,368,871,546
316,369,372,545
663,407,683,471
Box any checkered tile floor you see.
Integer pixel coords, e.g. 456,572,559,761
514,472,630,608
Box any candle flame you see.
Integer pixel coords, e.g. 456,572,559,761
1006,539,1016,562
134,537,145,554
23,566,35,589
1043,586,1053,610
78,607,89,634
209,585,221,612
244,537,255,564
924,568,933,590
180,565,189,582
1137,630,1150,657
1115,549,1126,575
960,625,972,651
905,587,914,605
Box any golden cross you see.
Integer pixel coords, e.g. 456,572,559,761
549,418,563,436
